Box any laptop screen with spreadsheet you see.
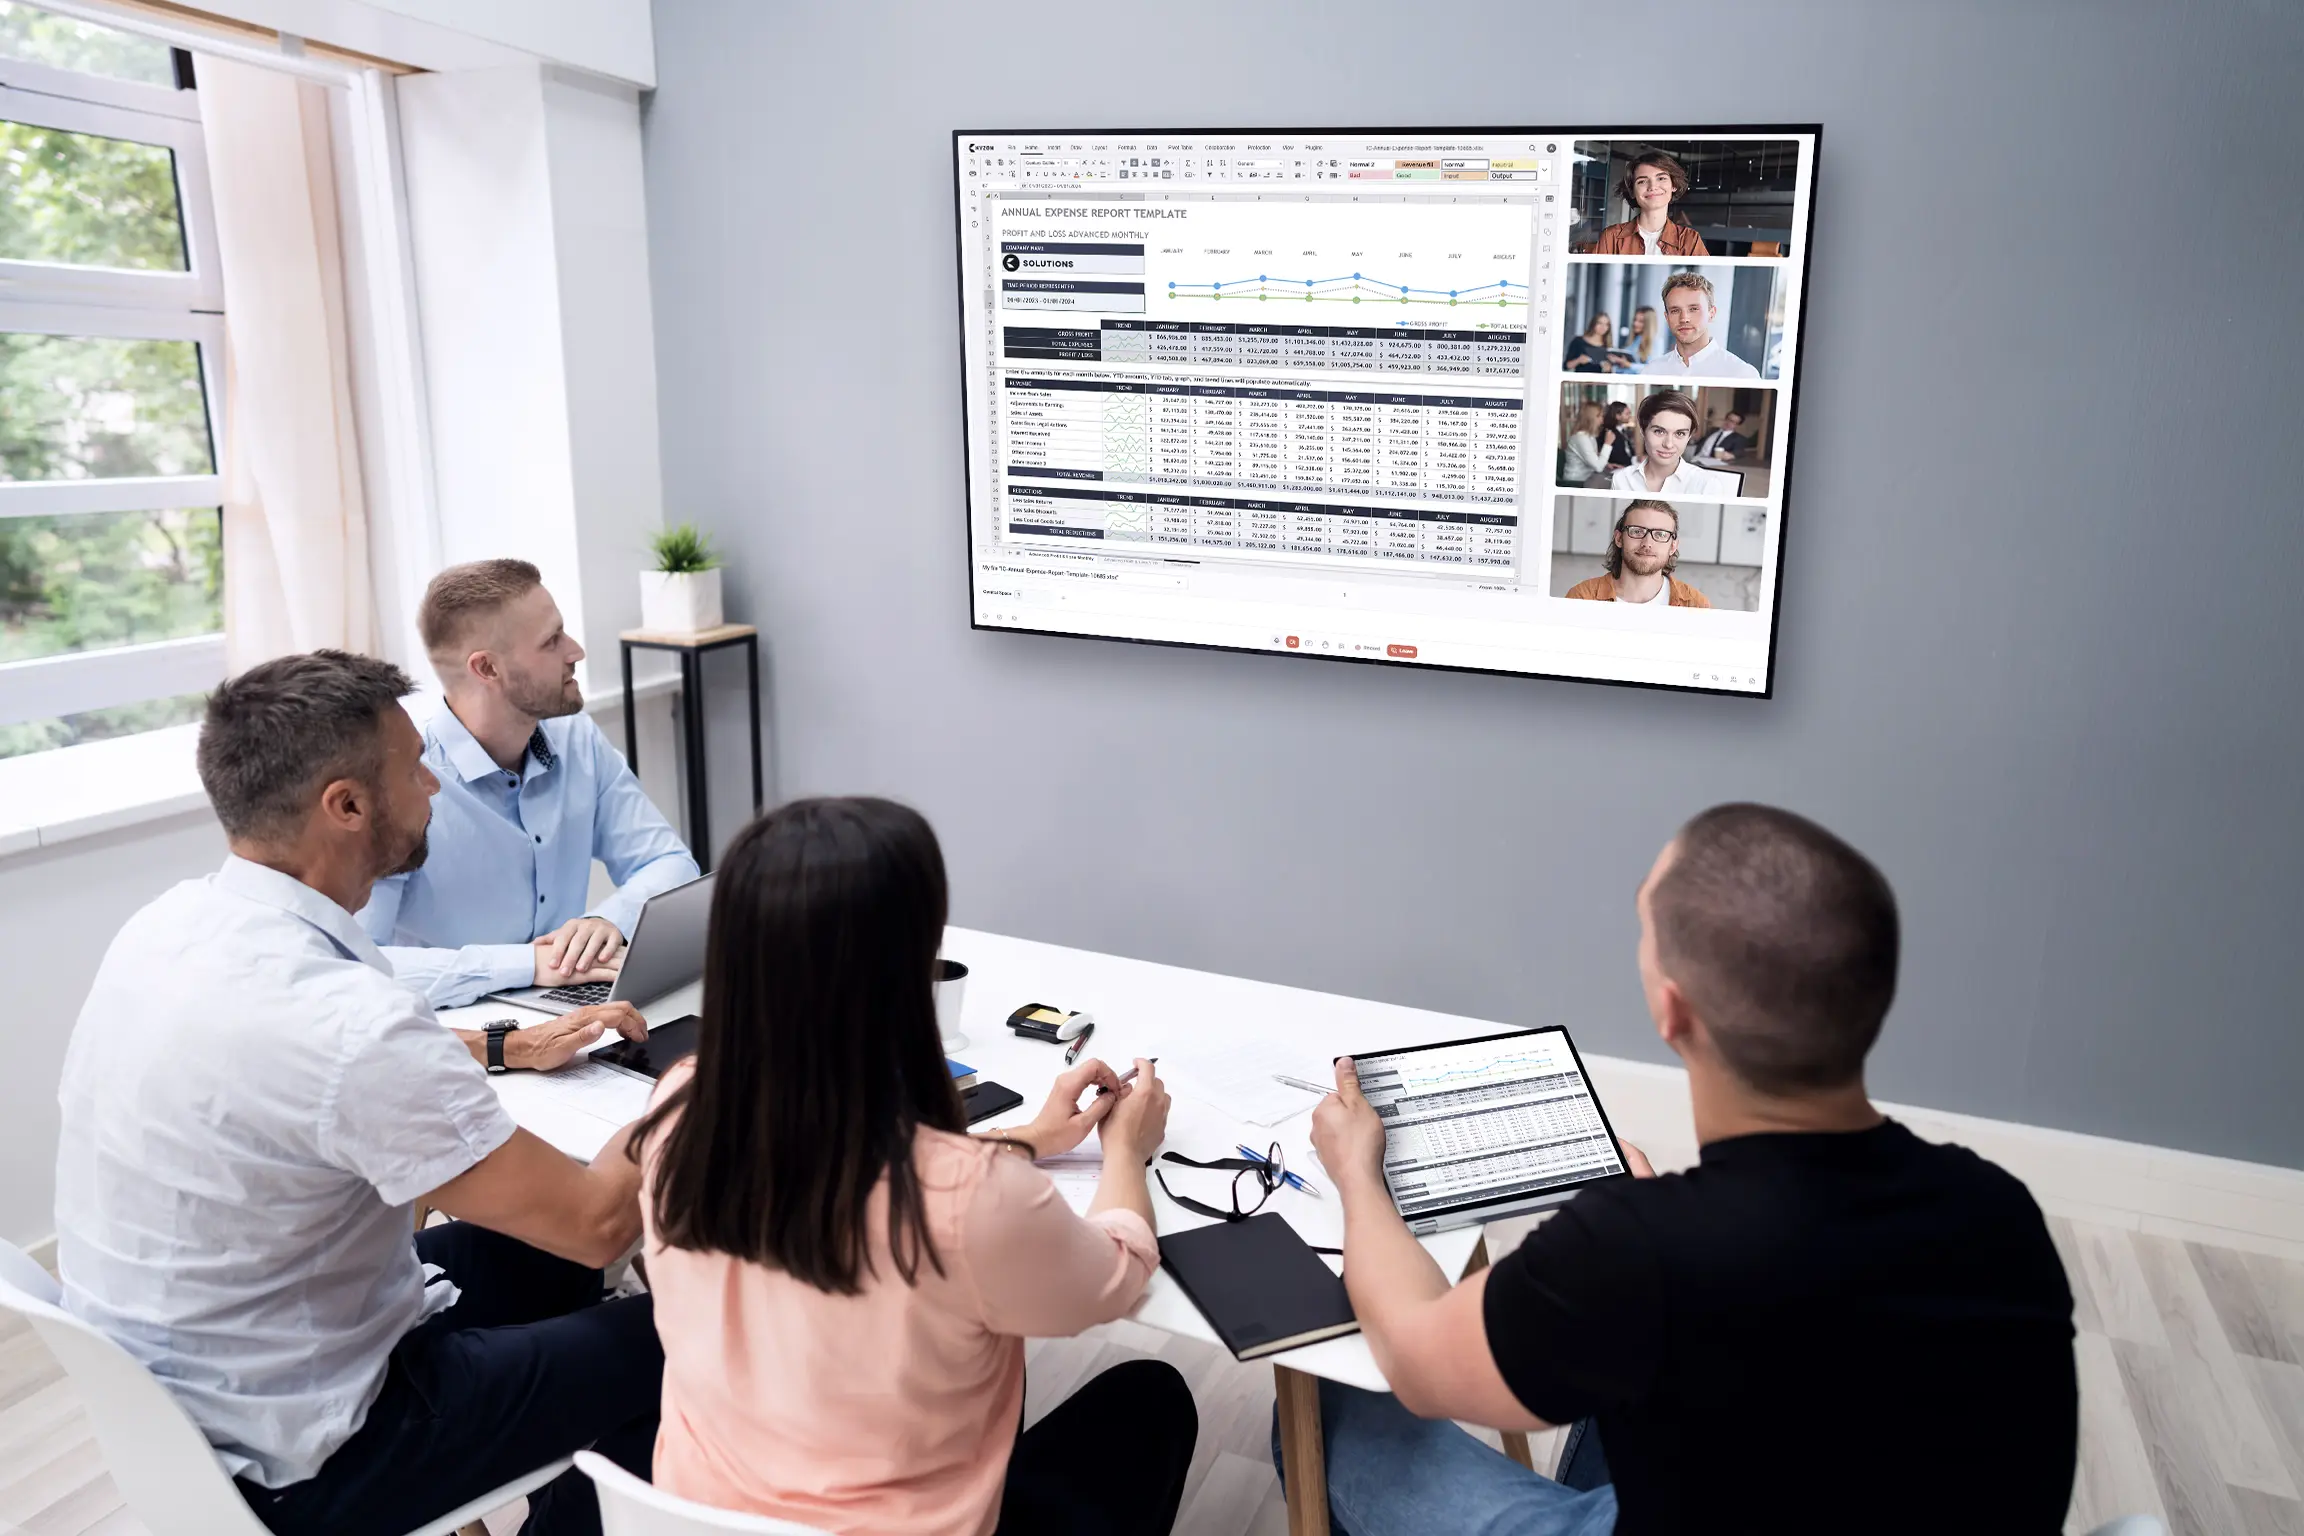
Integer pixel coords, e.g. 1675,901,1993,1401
1351,1026,1628,1224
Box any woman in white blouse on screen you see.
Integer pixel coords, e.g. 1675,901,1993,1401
1563,401,1612,485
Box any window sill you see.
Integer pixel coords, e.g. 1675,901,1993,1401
0,670,687,863
0,722,210,859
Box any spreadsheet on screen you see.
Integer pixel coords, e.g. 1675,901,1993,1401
955,128,1818,695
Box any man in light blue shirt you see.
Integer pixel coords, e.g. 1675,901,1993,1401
359,559,700,1007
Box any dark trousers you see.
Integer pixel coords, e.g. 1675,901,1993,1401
997,1359,1198,1535
235,1223,663,1536
1555,1419,1610,1491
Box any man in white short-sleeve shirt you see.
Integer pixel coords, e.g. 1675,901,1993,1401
1611,389,1743,498
55,651,662,1536
1645,271,1761,381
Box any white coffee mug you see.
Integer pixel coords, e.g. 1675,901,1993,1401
935,958,969,1052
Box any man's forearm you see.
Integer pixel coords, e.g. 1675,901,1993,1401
1339,1174,1450,1353
386,942,536,1009
569,1121,647,1266
454,1027,564,1071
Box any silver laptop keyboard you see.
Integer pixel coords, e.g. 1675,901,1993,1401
539,980,613,1007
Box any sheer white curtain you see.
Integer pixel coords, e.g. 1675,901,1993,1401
194,54,376,666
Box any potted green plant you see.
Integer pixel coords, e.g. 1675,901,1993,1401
639,523,724,632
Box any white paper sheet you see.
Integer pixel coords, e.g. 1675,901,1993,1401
1031,1147,1103,1213
539,1058,654,1118
1165,1037,1334,1126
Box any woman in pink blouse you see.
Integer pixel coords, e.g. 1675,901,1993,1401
631,796,1194,1536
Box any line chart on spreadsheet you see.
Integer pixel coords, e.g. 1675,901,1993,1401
1164,271,1529,308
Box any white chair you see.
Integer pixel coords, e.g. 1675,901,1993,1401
0,1238,570,1536
575,1450,833,1535
2086,1520,2168,1536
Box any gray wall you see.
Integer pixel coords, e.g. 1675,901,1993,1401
642,0,2304,1167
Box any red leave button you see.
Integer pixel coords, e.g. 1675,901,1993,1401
1387,643,1418,659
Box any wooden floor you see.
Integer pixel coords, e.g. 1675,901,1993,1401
5,1217,2300,1536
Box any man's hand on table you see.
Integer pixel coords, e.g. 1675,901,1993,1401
506,1003,648,1071
533,917,626,986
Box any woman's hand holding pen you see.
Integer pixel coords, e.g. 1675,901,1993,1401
1098,1059,1171,1164
1087,1059,1170,1227
1020,1058,1123,1157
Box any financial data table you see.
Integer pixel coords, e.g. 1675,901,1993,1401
1003,376,1523,504
1356,1041,1622,1220
1003,481,1518,568
1005,320,1527,376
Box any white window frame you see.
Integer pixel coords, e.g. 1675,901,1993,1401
0,46,229,726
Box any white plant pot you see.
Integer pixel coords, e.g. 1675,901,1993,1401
638,567,723,633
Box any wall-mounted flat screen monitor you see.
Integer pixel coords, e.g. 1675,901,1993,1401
954,126,1818,696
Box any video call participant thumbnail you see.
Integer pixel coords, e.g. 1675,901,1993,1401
1695,411,1750,466
1612,391,1741,498
1564,501,1712,608
1565,312,1615,372
1587,149,1709,257
1646,273,1760,380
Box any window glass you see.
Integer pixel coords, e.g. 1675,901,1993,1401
0,689,204,760
0,506,220,663
0,118,189,270
0,333,215,480
0,2,176,88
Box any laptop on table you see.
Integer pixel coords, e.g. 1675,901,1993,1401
488,872,715,1016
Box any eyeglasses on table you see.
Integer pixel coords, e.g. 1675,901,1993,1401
1155,1143,1289,1223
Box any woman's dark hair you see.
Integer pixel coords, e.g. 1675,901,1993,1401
631,796,965,1294
1614,148,1694,228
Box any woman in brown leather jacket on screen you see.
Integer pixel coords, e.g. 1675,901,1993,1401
1585,148,1710,256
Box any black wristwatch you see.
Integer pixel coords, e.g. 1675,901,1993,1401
484,1021,518,1075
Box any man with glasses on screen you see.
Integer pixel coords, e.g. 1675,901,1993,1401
1563,502,1711,608
1646,273,1761,381
1611,391,1740,498
1276,804,2078,1534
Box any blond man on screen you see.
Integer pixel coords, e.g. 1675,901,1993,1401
1564,501,1712,608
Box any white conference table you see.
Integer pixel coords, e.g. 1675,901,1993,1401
448,924,1544,1535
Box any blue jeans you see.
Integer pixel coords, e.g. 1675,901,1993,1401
1272,1381,1617,1536
235,1222,662,1536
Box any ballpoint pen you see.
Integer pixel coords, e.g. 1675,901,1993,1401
1063,1019,1096,1065
1272,1073,1330,1096
1094,1057,1155,1096
1241,1144,1322,1197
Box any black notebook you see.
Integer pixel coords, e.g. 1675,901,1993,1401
1157,1213,1359,1360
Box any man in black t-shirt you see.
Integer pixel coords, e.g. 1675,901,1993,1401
1291,803,2077,1535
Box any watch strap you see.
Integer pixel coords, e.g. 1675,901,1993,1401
485,1022,514,1074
